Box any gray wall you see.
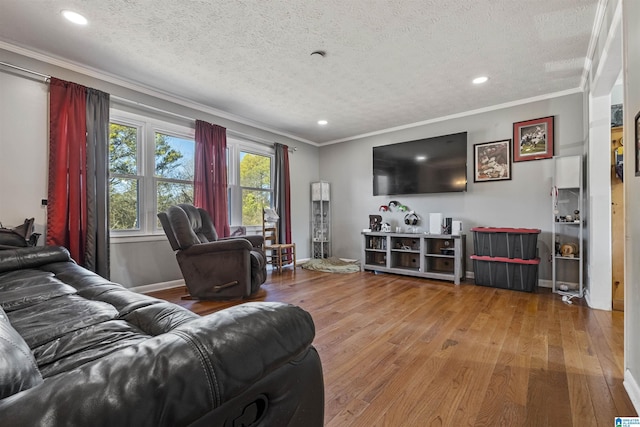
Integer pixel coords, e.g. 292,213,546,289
0,68,48,240
319,93,585,281
0,48,320,288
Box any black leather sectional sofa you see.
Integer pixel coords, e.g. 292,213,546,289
0,246,324,426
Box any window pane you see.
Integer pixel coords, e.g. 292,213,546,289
109,123,138,175
155,133,194,180
242,189,271,226
240,152,271,188
226,147,230,182
157,181,194,219
109,177,139,230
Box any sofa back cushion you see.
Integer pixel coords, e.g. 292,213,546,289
0,306,43,399
180,204,218,242
163,204,219,250
0,246,71,274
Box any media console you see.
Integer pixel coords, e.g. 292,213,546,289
361,232,466,284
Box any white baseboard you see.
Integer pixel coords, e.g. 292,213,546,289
625,369,640,414
537,279,582,290
130,279,185,294
538,279,552,289
585,288,592,307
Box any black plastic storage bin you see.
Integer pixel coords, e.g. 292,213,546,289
470,255,539,292
471,227,540,259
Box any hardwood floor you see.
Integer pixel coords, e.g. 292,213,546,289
148,269,637,426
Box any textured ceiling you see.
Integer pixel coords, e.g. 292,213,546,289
0,0,599,144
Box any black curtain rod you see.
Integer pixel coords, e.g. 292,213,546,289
0,61,50,80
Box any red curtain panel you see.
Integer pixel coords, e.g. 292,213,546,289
47,78,87,265
194,120,230,237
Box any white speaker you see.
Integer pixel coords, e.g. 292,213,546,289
429,213,443,234
452,220,463,235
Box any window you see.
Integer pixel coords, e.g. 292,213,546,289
227,139,274,228
109,122,141,230
154,132,195,220
109,111,194,234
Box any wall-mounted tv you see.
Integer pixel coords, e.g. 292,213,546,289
373,132,468,196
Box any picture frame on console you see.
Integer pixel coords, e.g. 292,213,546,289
513,116,554,162
473,139,512,182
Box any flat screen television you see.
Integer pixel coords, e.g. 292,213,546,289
373,132,467,196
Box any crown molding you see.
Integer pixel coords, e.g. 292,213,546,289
321,87,584,146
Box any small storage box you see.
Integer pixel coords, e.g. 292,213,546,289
471,227,540,259
470,255,539,292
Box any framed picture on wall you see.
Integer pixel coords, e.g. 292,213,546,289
612,103,623,127
513,116,554,162
635,111,640,176
473,139,512,182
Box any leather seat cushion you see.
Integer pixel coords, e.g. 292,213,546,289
0,269,77,312
33,320,149,378
7,295,118,348
0,306,43,398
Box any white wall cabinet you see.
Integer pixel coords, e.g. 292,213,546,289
552,155,584,297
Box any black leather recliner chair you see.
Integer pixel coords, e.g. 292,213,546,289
158,204,267,299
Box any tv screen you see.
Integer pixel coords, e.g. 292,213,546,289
373,132,467,196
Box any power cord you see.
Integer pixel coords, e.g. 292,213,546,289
558,290,577,305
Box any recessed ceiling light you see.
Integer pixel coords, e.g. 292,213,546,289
62,10,88,25
473,76,489,85
415,155,427,161
318,120,328,126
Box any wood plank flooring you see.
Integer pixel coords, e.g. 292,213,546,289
148,269,637,426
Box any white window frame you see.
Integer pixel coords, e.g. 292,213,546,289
109,109,195,238
227,137,274,232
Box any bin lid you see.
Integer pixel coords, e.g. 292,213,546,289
470,227,541,234
470,254,540,264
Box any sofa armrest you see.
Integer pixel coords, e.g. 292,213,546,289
219,234,264,248
244,234,264,248
171,302,315,401
181,238,252,256
0,302,320,427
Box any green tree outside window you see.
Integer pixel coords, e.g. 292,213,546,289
240,152,271,226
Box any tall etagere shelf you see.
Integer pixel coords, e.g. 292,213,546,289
311,181,331,258
552,155,584,297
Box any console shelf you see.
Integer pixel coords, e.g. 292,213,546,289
362,232,466,284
